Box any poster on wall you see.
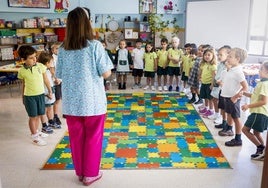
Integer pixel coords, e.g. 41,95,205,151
7,0,50,8
157,0,186,14
54,0,69,13
139,0,157,14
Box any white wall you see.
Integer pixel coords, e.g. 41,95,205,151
185,0,251,49
82,0,186,14
81,0,139,14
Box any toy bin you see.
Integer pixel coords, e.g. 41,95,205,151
24,35,33,44
45,35,58,42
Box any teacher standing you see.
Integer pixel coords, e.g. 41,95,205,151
56,7,114,186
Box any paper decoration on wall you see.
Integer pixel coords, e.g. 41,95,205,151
54,0,69,13
125,29,133,39
157,0,186,14
139,0,157,14
105,31,124,51
132,32,139,39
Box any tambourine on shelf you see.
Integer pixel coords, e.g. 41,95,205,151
107,20,119,32
105,19,123,46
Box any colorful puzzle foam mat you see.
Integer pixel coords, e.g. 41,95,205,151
42,93,230,169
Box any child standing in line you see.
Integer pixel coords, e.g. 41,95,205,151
143,42,157,90
215,60,232,131
181,43,194,93
241,62,268,160
198,47,218,118
38,52,61,133
188,45,204,103
131,38,145,89
50,42,62,126
156,38,169,91
187,48,199,103
17,45,53,146
194,44,212,105
208,45,231,124
219,48,248,146
114,39,133,90
167,36,184,92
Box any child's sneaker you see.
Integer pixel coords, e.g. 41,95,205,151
198,105,205,110
251,146,265,160
49,122,61,129
144,85,149,90
132,84,139,89
225,139,242,147
158,86,162,91
194,99,203,105
252,153,265,161
214,116,223,125
151,86,156,91
176,86,180,92
187,98,196,104
215,123,224,129
202,110,213,118
32,135,47,146
218,129,234,136
42,126,53,134
199,108,207,114
208,113,217,120
163,85,168,91
39,131,49,138
168,85,173,91
54,116,62,125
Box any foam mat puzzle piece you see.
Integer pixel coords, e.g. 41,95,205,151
42,93,231,170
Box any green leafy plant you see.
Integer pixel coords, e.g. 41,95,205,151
148,14,180,37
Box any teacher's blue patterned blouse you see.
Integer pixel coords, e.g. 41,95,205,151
56,40,114,116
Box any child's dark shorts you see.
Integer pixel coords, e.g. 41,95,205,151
244,113,268,132
167,66,181,76
144,71,155,78
24,94,45,117
218,90,225,110
55,83,62,100
157,66,168,76
200,83,213,99
181,72,188,81
132,68,143,77
224,97,241,118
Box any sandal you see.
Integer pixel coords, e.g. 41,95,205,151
83,172,103,186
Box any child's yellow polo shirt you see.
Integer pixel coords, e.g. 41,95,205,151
18,63,47,96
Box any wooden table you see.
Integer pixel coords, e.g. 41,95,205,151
0,63,22,73
0,63,23,96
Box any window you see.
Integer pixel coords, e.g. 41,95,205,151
248,0,268,56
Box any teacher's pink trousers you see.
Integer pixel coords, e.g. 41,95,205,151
65,114,105,177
